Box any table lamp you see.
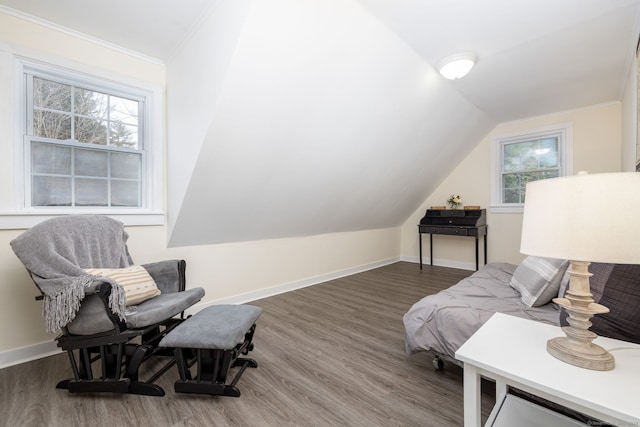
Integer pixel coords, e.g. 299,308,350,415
520,171,640,371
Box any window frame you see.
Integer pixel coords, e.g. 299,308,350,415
5,58,164,228
490,123,573,214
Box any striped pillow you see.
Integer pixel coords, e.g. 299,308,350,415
85,265,161,306
510,256,568,307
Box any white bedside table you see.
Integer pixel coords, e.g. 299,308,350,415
455,313,640,427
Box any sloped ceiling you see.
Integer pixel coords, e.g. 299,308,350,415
0,0,639,246
166,0,495,245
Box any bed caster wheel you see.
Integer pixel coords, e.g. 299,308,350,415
433,356,444,370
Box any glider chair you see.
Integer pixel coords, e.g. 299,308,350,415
10,215,205,396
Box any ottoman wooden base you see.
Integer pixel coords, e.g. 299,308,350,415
159,305,262,397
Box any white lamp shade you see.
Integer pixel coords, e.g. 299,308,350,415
520,172,640,263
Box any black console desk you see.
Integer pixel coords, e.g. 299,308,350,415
418,209,487,271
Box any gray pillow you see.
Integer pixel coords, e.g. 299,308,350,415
510,256,569,307
560,263,640,344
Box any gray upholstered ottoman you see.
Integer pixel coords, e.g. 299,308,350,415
159,304,263,397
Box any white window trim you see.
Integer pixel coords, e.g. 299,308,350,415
490,122,573,214
1,57,164,229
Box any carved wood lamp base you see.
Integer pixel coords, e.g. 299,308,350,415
547,336,615,371
547,260,615,371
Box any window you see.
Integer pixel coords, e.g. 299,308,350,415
9,59,164,226
491,123,572,213
25,67,145,208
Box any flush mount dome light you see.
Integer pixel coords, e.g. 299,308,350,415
437,52,476,80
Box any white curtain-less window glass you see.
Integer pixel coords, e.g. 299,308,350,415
27,73,143,208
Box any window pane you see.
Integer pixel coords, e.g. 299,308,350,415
504,140,537,172
109,122,139,148
520,152,540,171
539,137,558,151
75,117,108,145
112,180,140,207
33,78,71,112
111,152,140,179
537,138,559,168
32,142,71,174
502,173,520,190
75,178,108,206
503,188,521,204
75,148,108,177
33,110,71,140
504,138,561,173
75,87,108,118
32,176,71,206
110,96,138,125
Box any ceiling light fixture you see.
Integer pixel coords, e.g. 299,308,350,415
437,52,476,80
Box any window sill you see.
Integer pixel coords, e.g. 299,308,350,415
0,211,165,230
490,205,524,214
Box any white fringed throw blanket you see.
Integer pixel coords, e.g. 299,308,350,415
10,215,132,332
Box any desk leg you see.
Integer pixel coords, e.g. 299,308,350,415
463,364,482,427
484,234,488,266
475,237,479,271
419,232,423,270
429,234,433,266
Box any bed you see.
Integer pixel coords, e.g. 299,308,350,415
403,261,564,368
404,258,640,369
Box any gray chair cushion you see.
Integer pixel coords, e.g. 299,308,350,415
126,287,205,329
66,287,205,335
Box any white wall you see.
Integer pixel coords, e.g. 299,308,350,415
401,103,623,268
621,50,638,172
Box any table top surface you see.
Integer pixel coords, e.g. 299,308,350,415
455,313,640,425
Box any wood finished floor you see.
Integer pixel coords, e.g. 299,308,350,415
0,262,496,427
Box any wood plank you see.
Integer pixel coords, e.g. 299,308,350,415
0,262,496,426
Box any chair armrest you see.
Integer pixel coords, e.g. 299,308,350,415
60,280,127,336
85,280,104,295
32,274,107,301
141,260,186,293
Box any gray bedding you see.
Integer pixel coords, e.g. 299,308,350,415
403,262,560,365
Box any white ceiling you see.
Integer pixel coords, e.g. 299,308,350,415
1,0,639,246
0,0,215,61
1,0,638,122
360,0,640,122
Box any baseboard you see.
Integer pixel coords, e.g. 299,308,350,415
0,256,400,369
0,340,61,369
400,255,476,271
185,256,401,314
